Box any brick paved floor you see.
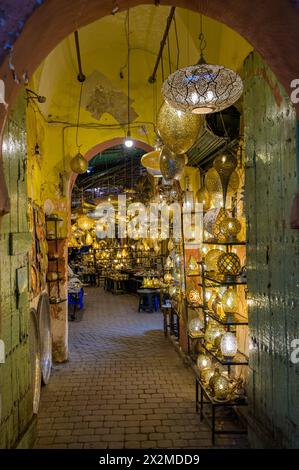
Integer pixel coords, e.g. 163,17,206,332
35,288,248,449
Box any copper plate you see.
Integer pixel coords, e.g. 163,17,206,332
29,308,41,414
37,293,52,385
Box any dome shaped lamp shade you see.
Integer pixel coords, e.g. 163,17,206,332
157,101,203,154
220,332,238,360
213,154,237,208
70,152,88,174
162,64,243,115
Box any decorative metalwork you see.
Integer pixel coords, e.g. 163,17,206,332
160,146,185,183
157,101,203,154
217,252,241,279
213,153,237,208
162,64,243,115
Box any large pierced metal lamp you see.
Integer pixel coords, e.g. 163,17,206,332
162,18,243,115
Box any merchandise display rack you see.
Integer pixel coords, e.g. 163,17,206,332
46,215,67,305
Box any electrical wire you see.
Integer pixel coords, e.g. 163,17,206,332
76,82,84,149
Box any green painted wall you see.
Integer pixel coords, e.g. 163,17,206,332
0,92,35,448
244,52,299,448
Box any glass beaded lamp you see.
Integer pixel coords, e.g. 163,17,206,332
157,101,203,154
214,374,230,400
188,317,204,338
217,252,241,280
197,354,212,371
188,289,201,305
220,332,238,359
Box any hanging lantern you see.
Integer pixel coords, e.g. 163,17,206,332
164,272,173,284
77,214,94,231
157,101,202,154
214,374,230,400
188,317,204,338
70,152,88,174
160,146,185,183
169,285,177,297
165,256,174,270
220,332,238,359
85,232,93,245
141,150,162,178
217,252,241,280
205,168,239,199
162,62,243,115
203,208,220,235
196,186,211,211
197,354,212,371
188,289,201,305
204,249,224,272
212,207,229,241
168,239,174,251
219,216,242,241
213,154,237,208
187,255,199,275
222,287,240,321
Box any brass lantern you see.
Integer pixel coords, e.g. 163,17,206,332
70,152,88,174
217,252,241,280
157,101,202,154
160,146,185,183
219,216,242,241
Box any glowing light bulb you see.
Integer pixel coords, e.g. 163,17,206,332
191,92,199,104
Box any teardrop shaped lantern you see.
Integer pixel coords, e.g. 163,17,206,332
70,152,88,174
157,101,202,154
213,154,237,208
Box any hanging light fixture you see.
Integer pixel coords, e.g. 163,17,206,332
162,15,243,115
70,82,88,174
124,10,134,149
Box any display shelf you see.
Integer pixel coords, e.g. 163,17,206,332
45,216,64,222
187,302,205,309
203,239,246,246
204,308,248,326
200,340,249,366
195,373,248,407
204,274,247,286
